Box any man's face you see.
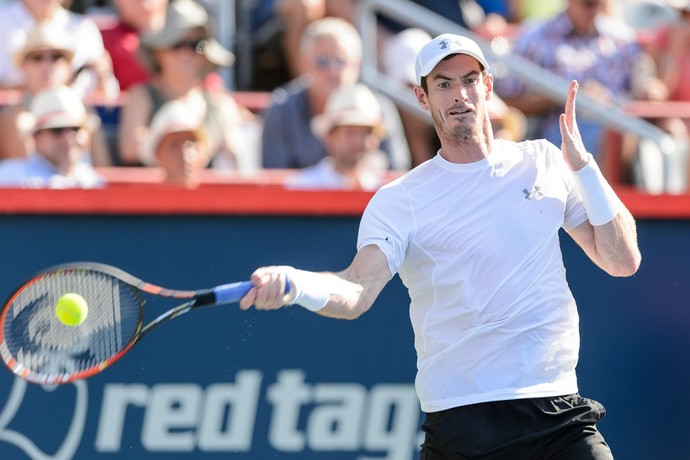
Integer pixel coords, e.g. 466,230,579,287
155,131,209,188
155,30,209,78
303,36,360,98
415,54,493,144
21,49,72,93
324,124,381,169
567,0,606,33
34,125,87,173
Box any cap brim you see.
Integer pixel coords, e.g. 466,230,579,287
13,47,74,67
417,50,488,85
202,39,235,67
311,113,386,138
140,124,208,166
32,113,100,133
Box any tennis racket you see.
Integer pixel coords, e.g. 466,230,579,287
0,262,278,385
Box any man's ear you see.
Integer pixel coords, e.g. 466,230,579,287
414,86,430,111
485,73,494,100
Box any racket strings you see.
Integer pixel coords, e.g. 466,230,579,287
2,269,143,381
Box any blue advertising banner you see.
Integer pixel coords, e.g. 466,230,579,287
0,214,688,459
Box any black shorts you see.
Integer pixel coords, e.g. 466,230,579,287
420,394,613,460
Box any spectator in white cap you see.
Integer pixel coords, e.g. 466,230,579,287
139,98,211,188
239,33,640,460
287,84,388,190
118,0,259,170
0,85,103,188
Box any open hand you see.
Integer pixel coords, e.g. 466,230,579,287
559,80,590,171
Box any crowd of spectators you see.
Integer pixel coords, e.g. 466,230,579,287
0,0,688,192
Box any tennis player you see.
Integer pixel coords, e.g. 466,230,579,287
240,33,641,459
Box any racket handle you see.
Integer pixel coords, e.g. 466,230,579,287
212,277,291,304
213,281,253,304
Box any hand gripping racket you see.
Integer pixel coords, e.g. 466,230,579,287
0,262,279,385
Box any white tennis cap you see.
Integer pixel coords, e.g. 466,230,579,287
415,33,489,85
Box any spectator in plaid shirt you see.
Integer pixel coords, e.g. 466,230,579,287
495,0,668,161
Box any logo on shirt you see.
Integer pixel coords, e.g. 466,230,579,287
523,186,543,200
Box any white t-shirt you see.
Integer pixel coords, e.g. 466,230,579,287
286,158,384,191
357,139,589,413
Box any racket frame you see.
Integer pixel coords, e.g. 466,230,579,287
0,262,252,384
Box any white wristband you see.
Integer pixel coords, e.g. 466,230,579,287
283,266,329,312
572,155,623,226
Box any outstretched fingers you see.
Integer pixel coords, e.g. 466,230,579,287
559,80,589,170
560,80,579,141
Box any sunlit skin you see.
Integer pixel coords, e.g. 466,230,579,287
21,0,62,20
155,131,210,188
153,30,209,86
33,127,88,174
414,54,494,164
114,0,168,33
21,50,72,93
323,124,381,173
567,0,606,35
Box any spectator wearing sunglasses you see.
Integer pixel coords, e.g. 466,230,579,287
261,16,410,171
0,21,111,166
117,0,260,172
0,0,118,100
0,85,104,188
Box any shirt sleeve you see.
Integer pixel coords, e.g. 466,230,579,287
357,184,415,276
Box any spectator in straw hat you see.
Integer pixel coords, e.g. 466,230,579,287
0,21,74,160
0,85,104,188
287,84,388,190
118,0,259,170
0,0,118,100
139,98,212,188
0,21,112,165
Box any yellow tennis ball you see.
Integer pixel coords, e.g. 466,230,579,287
55,293,89,326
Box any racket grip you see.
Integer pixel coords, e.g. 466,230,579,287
212,278,291,304
213,281,253,304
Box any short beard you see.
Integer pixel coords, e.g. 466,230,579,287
446,125,474,142
431,109,476,143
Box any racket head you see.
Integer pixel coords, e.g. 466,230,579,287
0,263,148,384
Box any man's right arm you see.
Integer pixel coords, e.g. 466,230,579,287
239,245,392,320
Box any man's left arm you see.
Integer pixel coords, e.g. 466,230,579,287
560,80,642,277
568,207,641,277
